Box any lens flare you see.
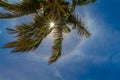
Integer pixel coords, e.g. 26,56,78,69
50,22,55,28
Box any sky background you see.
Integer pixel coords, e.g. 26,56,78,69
0,0,120,80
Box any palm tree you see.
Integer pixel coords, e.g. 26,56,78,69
0,0,96,64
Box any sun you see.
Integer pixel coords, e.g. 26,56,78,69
50,22,55,28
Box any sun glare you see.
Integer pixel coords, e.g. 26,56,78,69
50,22,55,28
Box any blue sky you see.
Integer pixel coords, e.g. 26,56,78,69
0,0,120,80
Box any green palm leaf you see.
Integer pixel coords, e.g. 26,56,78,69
0,0,40,18
1,0,96,64
67,14,90,37
4,15,53,52
49,27,63,64
0,12,24,18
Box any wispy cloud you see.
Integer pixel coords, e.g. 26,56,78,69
52,67,65,80
0,31,1,34
57,6,114,65
1,0,120,80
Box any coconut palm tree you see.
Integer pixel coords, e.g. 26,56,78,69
0,0,96,64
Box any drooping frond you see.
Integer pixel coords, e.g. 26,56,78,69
67,14,90,37
63,24,71,33
1,0,97,64
4,38,38,52
0,12,24,18
4,15,53,52
6,23,35,38
4,27,52,52
49,27,63,64
0,0,40,18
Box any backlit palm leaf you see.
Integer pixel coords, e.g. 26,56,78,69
1,0,96,64
67,14,90,37
0,0,40,18
0,12,24,18
4,15,53,52
49,27,63,64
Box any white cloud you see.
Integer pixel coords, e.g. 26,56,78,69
53,67,65,80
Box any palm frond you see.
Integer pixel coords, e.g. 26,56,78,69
6,23,35,37
0,12,23,18
49,27,63,64
1,0,97,64
63,24,71,33
4,27,52,52
0,0,40,18
4,15,53,52
67,14,90,37
4,38,36,52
